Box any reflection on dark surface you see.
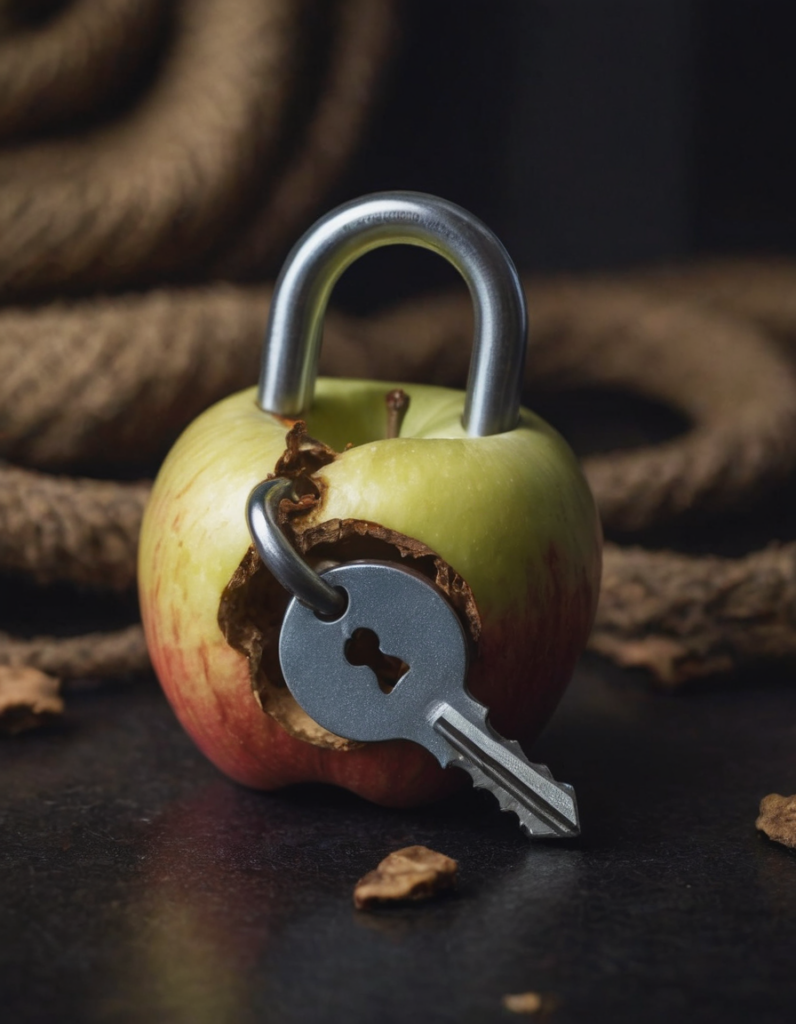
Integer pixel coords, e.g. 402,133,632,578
2,668,796,1023
108,785,268,1024
117,783,585,1024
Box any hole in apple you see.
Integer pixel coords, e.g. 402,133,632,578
219,517,480,751
344,628,409,695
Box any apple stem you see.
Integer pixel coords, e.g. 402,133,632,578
385,388,410,439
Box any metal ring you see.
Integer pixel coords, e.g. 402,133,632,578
246,478,347,619
257,191,527,437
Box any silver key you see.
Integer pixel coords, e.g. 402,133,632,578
278,560,580,838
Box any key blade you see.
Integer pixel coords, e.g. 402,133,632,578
451,757,565,839
433,707,580,839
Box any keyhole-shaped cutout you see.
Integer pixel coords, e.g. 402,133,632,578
344,628,409,694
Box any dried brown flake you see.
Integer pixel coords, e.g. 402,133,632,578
502,992,546,1015
353,845,458,910
0,666,63,735
756,793,796,849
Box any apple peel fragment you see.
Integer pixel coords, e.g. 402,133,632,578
218,422,482,752
0,665,63,735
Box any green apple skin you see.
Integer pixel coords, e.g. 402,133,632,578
138,378,602,807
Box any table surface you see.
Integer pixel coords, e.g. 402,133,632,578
3,654,795,1024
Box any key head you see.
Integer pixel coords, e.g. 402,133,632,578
278,560,468,759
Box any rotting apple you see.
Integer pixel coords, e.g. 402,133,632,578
138,192,602,808
138,378,601,806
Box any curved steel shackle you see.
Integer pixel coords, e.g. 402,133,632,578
246,478,347,619
258,191,528,437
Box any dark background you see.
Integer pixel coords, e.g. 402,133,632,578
335,0,796,310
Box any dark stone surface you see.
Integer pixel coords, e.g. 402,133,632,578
2,660,795,1024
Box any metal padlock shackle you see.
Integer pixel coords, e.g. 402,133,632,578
258,190,527,437
250,191,528,619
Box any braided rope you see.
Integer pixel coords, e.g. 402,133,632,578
3,271,796,685
1,2,795,694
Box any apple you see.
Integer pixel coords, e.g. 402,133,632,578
138,375,602,808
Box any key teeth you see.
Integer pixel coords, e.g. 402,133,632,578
458,758,580,839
